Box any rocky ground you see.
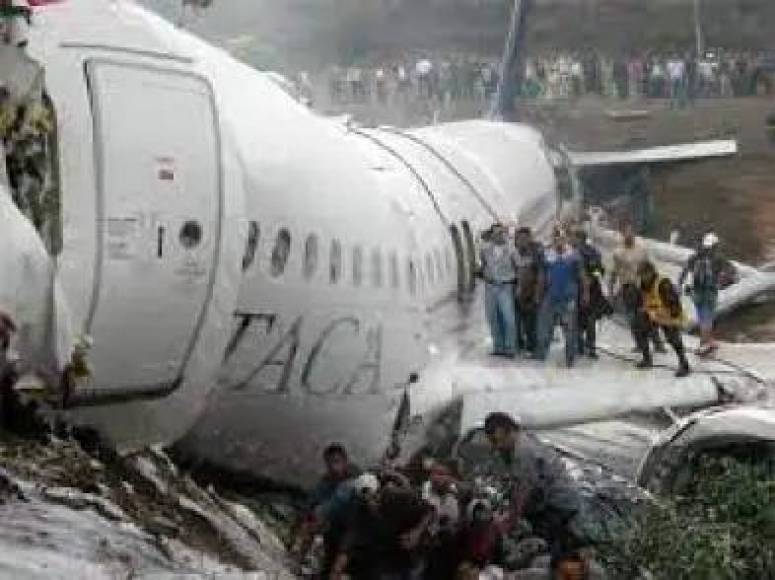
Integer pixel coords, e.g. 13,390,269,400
0,431,295,578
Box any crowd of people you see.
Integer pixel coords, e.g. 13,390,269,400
309,48,774,110
289,223,737,579
522,49,775,104
319,54,501,109
292,412,605,580
478,221,736,376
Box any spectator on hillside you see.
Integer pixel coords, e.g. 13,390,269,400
649,57,666,98
667,54,687,108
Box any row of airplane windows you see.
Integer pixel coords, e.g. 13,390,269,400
241,221,457,296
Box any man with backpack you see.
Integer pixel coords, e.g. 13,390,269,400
679,232,736,356
636,261,690,377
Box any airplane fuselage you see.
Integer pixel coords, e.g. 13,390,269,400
9,0,556,485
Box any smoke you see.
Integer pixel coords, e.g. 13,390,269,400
140,0,506,68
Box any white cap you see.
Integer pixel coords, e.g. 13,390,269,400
353,473,380,495
702,232,719,248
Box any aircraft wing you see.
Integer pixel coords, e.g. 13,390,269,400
400,311,773,467
566,139,738,167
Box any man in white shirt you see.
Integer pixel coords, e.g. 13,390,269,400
609,222,665,353
666,56,686,108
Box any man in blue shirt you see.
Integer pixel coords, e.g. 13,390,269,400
537,229,588,367
292,443,362,576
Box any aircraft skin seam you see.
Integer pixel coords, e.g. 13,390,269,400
351,128,449,226
382,127,500,221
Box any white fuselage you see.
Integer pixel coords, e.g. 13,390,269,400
13,0,557,486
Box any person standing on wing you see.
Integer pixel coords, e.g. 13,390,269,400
480,223,519,357
635,261,690,377
679,232,735,357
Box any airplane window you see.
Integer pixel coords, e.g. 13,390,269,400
425,253,435,286
371,248,383,288
242,221,259,271
270,228,291,278
303,234,319,279
444,247,453,277
434,248,444,281
408,259,417,296
352,245,363,287
330,239,342,284
389,251,400,290
179,220,203,249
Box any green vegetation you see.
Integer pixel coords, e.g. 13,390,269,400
603,455,775,579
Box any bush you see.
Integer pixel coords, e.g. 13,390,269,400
602,455,775,579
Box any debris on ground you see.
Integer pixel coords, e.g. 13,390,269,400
0,433,294,578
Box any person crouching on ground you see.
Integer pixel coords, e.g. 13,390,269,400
291,443,361,576
537,228,588,367
678,232,735,357
423,460,462,580
635,261,691,377
483,412,589,573
480,223,519,357
329,473,434,580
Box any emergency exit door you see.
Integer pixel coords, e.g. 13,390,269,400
85,60,222,395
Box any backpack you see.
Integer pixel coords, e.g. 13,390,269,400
691,254,717,293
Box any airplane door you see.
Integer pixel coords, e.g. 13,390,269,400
85,60,222,394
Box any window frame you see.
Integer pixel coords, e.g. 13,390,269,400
330,238,343,284
303,233,320,280
241,220,260,272
270,227,292,278
352,245,364,287
389,251,400,290
370,247,384,289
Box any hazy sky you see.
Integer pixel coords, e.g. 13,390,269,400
139,0,775,71
139,0,510,70
140,0,360,69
